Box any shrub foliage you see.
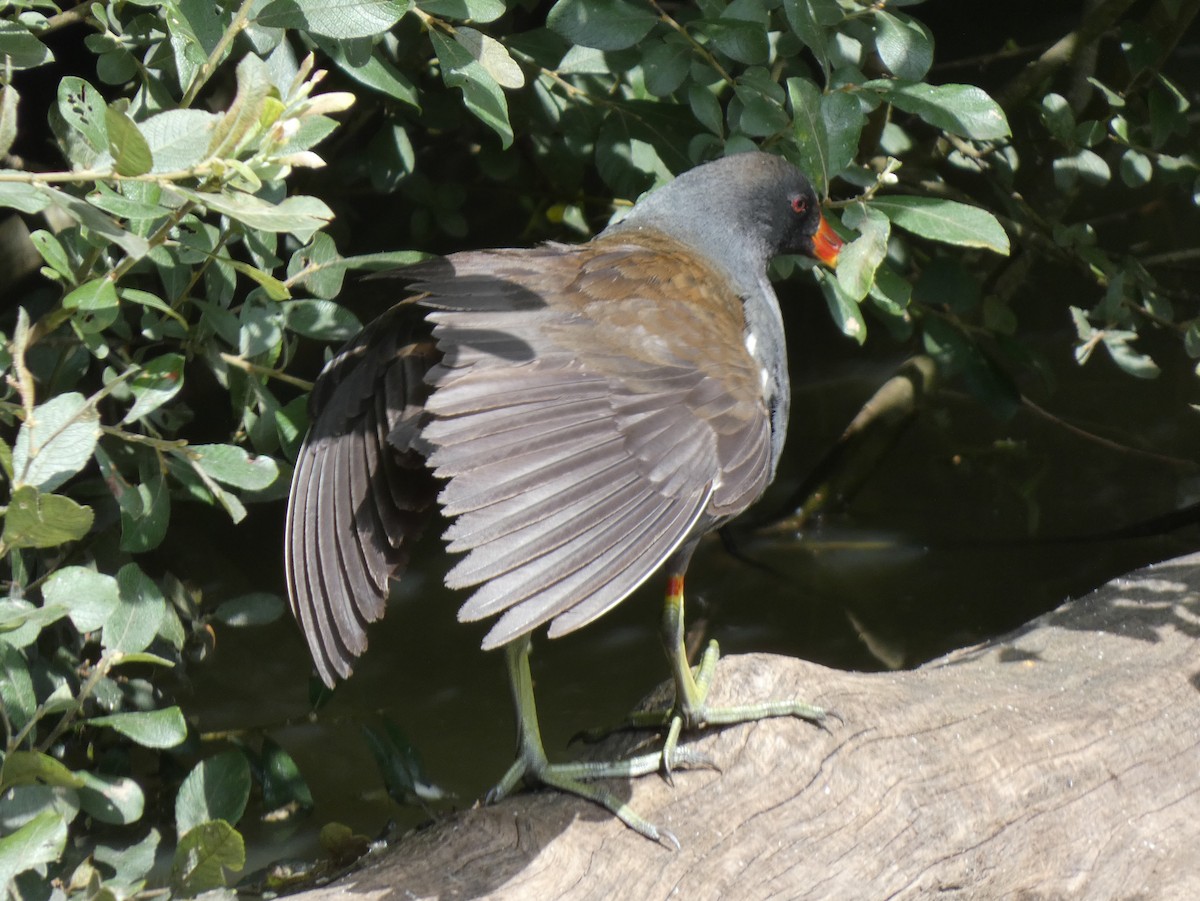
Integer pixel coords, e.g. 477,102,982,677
0,0,1195,895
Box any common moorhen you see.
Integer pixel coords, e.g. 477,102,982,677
285,151,843,844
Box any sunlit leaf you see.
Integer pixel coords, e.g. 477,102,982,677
2,485,94,548
430,29,513,148
176,751,252,837
103,563,166,654
864,79,1010,140
189,443,280,490
123,353,186,423
77,771,145,825
281,299,361,341
0,811,67,890
870,195,1010,254
874,10,933,81
214,592,285,626
256,0,408,38
0,21,54,70
12,391,100,491
91,707,188,749
260,737,314,812
171,820,246,894
42,566,119,633
0,644,36,733
546,0,657,51
104,105,153,176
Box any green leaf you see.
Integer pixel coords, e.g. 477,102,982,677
820,273,867,344
0,21,55,70
171,820,246,894
864,80,1010,140
782,0,836,71
87,182,171,220
0,84,19,159
62,275,120,334
0,751,86,793
688,84,723,136
94,445,172,553
37,184,151,259
102,564,166,654
256,0,409,38
318,38,419,107
873,10,932,81
176,751,252,837
214,592,285,627
1053,148,1111,189
0,811,67,890
77,771,145,825
870,195,1010,255
92,707,188,749
0,598,68,648
104,105,154,177
177,188,334,240
642,37,690,98
207,54,273,159
837,205,889,302
42,566,119,633
12,391,100,491
260,737,314,812
454,27,525,89
546,0,657,51
734,75,789,137
430,29,513,147
788,79,862,195
1102,330,1160,379
57,76,109,167
2,485,94,548
138,109,220,172
705,20,769,65
287,232,344,298
281,299,362,341
1038,92,1073,143
30,229,74,282
419,0,506,22
123,353,186,423
0,644,36,733
94,829,160,888
190,444,280,490
0,180,50,215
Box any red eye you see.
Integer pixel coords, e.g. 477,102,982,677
791,196,808,214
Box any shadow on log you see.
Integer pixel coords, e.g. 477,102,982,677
292,552,1200,899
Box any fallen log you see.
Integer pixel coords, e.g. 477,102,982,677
292,551,1200,900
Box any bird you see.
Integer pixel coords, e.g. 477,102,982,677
284,150,843,845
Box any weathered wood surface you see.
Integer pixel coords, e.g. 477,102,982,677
295,552,1200,900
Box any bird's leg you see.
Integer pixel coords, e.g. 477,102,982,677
485,634,681,848
656,568,827,778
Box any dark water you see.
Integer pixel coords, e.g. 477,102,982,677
185,274,1200,876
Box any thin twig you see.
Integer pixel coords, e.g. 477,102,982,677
219,352,314,390
180,0,258,108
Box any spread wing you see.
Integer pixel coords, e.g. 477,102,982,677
412,231,773,650
284,304,439,685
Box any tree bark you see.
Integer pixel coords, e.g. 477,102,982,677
293,551,1200,900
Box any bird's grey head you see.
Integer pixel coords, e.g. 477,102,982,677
604,151,830,296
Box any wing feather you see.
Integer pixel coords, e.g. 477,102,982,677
283,307,438,685
416,233,773,646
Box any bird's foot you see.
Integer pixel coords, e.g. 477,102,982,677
659,639,829,779
485,746,695,849
575,640,828,781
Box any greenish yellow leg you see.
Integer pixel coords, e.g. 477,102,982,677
656,571,827,779
487,635,681,848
